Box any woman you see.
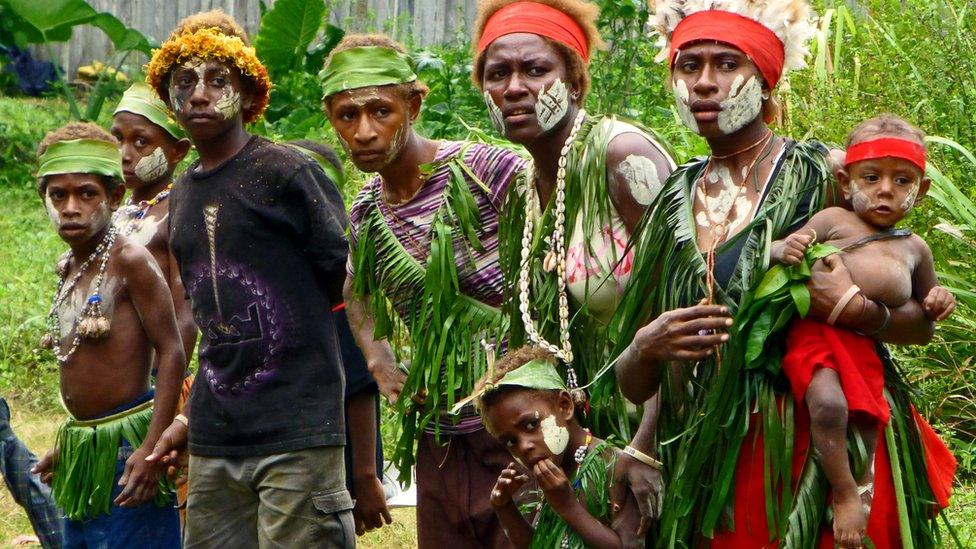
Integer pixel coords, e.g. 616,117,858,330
472,0,676,537
613,0,951,546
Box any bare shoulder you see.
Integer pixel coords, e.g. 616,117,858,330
810,206,853,223
115,237,165,281
606,129,672,169
907,232,934,262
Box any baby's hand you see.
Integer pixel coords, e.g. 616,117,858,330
923,286,956,321
534,458,575,512
490,463,528,509
773,231,815,266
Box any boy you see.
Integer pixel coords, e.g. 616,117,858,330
143,11,357,546
771,114,956,546
475,346,623,549
32,122,184,548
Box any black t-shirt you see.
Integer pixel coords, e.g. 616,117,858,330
170,136,349,457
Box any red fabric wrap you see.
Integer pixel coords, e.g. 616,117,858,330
845,137,927,171
910,405,957,509
476,2,589,63
669,10,786,89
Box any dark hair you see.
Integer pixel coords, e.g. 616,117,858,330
846,113,926,148
36,122,122,196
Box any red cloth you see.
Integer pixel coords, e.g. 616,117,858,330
911,405,957,509
669,10,785,89
477,1,590,62
845,137,927,171
783,318,890,425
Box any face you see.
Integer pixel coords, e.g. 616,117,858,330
43,174,124,244
167,58,252,141
671,42,766,137
111,112,190,190
325,85,418,173
481,33,579,144
484,389,574,468
841,155,929,228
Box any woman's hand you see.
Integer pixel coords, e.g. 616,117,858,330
631,301,732,362
610,453,663,534
806,254,861,325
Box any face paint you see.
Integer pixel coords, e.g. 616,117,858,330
44,194,61,228
539,414,569,456
383,122,409,167
214,89,241,120
534,78,569,132
618,154,663,206
168,74,183,114
134,147,169,183
717,75,763,135
672,79,699,133
485,90,505,133
901,182,920,211
346,88,382,107
849,181,872,212
695,163,754,233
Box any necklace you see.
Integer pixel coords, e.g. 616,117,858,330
115,183,172,235
710,129,772,160
518,109,586,398
573,429,593,465
41,225,118,363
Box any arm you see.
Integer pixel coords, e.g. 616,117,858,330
288,164,350,305
343,278,406,403
168,246,198,366
491,465,533,548
536,459,621,549
605,132,674,234
770,207,843,265
912,238,956,321
609,397,663,538
347,389,393,534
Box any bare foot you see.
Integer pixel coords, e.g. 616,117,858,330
10,535,39,546
833,492,867,548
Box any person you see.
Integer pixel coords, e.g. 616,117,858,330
475,346,624,549
612,0,952,546
31,122,184,548
322,33,527,547
772,114,956,545
143,11,357,546
471,0,674,538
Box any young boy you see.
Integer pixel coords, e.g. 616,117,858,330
31,122,184,547
771,114,956,547
143,11,359,546
475,346,623,549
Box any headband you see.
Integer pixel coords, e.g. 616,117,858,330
844,137,927,171
114,83,185,140
670,10,785,89
453,358,567,414
319,46,418,99
37,139,124,181
477,2,590,63
146,27,271,124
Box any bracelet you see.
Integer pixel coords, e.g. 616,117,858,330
623,446,663,470
174,414,189,427
827,284,861,325
855,300,891,337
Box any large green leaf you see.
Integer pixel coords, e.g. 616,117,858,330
254,0,327,76
7,0,154,53
90,13,154,55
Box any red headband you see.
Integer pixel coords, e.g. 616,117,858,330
844,137,927,171
477,2,589,63
669,10,785,89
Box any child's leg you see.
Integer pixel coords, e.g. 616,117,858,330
806,368,865,548
850,418,878,517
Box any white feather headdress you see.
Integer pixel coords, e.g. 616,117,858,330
653,0,816,74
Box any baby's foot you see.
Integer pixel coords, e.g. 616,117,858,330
833,492,867,548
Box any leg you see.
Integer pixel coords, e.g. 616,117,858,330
184,455,259,548
416,433,467,549
254,447,354,548
849,417,878,522
806,369,864,548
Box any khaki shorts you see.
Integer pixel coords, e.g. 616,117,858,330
184,446,354,548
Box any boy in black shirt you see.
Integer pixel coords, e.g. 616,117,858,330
143,11,357,546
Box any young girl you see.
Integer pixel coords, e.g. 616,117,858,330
475,346,627,549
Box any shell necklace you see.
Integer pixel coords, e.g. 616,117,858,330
115,183,172,235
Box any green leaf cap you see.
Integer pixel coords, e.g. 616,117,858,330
37,139,123,181
319,46,417,99
491,358,567,393
114,83,185,140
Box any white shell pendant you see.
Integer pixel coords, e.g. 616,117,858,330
543,249,558,272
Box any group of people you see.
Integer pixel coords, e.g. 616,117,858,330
23,0,960,547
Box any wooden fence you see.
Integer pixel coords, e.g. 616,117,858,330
41,0,478,77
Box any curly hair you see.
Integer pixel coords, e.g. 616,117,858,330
36,122,122,195
845,113,926,148
475,346,560,412
321,33,429,108
170,9,249,44
470,0,605,100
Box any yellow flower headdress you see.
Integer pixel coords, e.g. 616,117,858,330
145,27,271,124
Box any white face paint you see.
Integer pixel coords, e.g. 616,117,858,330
134,147,169,183
848,181,873,212
44,194,61,229
672,78,699,133
695,163,754,234
534,78,569,132
539,414,569,456
383,122,409,168
900,182,920,211
214,89,241,120
717,75,763,135
484,90,505,133
345,88,382,106
618,154,663,206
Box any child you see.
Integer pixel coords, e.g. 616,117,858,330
31,122,184,547
475,346,625,549
771,114,956,547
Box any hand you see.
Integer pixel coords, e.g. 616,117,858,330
352,475,393,536
31,449,57,485
490,463,529,509
145,419,189,487
773,231,815,265
114,445,160,507
610,452,664,535
923,286,955,321
368,359,407,404
632,300,731,363
534,458,575,513
806,254,859,325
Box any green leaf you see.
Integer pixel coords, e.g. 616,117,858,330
7,0,94,37
745,308,775,364
755,265,790,299
90,13,154,54
255,0,327,77
790,283,811,317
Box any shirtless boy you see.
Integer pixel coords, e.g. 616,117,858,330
771,114,955,547
32,122,184,547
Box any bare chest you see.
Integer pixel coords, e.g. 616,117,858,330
834,239,917,307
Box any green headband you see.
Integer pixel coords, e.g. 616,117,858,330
37,139,123,181
319,46,418,99
114,83,185,140
453,358,566,414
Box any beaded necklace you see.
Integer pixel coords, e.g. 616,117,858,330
115,183,172,235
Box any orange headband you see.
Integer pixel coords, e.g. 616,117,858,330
477,2,589,63
845,137,927,171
